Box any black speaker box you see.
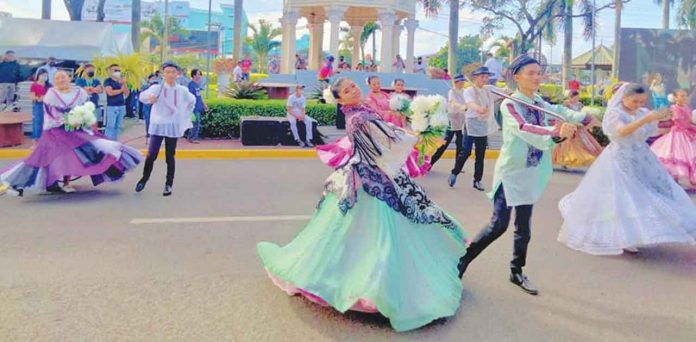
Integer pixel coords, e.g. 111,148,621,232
240,117,281,146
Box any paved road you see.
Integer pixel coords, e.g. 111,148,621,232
0,159,695,341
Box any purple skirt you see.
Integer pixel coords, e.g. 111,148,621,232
1,127,142,192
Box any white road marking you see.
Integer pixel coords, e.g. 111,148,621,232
130,215,313,225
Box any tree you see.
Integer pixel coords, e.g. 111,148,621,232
233,0,243,59
360,22,380,62
429,35,483,72
132,0,141,53
96,0,106,22
141,12,187,61
550,0,595,89
63,0,85,21
468,0,626,55
677,0,696,29
42,0,51,19
419,1,459,75
245,20,282,73
612,0,622,79
656,0,674,29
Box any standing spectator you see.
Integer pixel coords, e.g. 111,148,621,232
443,68,452,80
141,74,159,142
187,69,208,144
0,50,21,107
365,54,377,71
240,54,252,81
103,64,130,141
484,53,503,85
177,68,189,86
233,63,244,84
568,75,581,92
268,55,280,74
318,56,336,83
295,54,307,70
29,69,49,141
75,64,104,126
337,56,351,72
393,54,406,73
414,56,426,74
35,56,59,85
286,85,313,147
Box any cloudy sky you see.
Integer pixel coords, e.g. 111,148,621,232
1,0,680,63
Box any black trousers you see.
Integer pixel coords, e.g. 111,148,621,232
430,129,464,170
142,135,178,186
459,134,488,182
463,185,533,272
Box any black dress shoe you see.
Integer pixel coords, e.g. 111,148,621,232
135,179,147,192
473,181,485,191
509,272,539,295
163,184,173,196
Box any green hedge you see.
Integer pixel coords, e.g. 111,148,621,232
201,98,337,138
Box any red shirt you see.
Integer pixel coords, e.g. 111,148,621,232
241,59,252,73
30,82,48,100
318,64,333,80
568,80,580,91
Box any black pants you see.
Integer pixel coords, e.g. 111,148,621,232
430,129,464,170
463,185,533,272
142,135,178,186
459,134,488,182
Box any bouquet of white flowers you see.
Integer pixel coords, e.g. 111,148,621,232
64,102,97,132
408,95,449,162
389,93,411,114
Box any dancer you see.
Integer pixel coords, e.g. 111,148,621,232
1,71,142,196
135,61,195,197
651,89,696,187
457,56,590,295
430,74,467,183
365,75,405,127
558,83,696,255
551,90,603,168
460,67,503,191
391,78,409,98
257,77,468,332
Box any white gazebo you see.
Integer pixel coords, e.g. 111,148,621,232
279,0,418,73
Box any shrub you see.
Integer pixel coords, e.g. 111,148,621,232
226,81,268,100
579,96,604,106
202,98,337,138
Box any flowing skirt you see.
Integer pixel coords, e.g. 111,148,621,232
558,143,696,255
1,127,142,192
257,191,467,332
651,127,696,186
552,127,603,168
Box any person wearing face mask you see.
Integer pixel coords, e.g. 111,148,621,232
0,50,21,107
558,83,696,255
457,55,592,295
103,64,130,141
75,64,104,127
35,57,58,85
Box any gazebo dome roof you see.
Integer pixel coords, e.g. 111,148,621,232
285,0,416,22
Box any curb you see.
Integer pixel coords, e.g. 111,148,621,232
0,149,500,160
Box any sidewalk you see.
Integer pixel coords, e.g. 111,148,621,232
0,118,501,159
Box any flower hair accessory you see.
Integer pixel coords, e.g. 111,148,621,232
323,87,337,104
668,93,676,103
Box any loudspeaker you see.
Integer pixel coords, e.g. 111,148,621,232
279,120,327,146
240,117,281,146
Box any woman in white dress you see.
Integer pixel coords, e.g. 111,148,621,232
558,83,696,255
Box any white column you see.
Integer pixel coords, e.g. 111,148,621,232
307,16,325,70
378,9,396,72
279,9,299,74
349,24,364,69
392,23,402,60
404,17,418,73
327,6,346,60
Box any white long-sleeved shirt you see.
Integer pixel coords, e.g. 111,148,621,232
139,83,195,138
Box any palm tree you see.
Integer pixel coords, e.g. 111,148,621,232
245,20,282,73
141,12,187,61
360,22,380,62
96,0,106,22
42,0,51,19
554,0,594,89
656,0,674,29
132,0,141,53
63,0,85,21
419,1,458,75
233,0,243,59
677,0,696,29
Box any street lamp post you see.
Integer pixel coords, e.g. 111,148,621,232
162,0,169,63
206,0,212,98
